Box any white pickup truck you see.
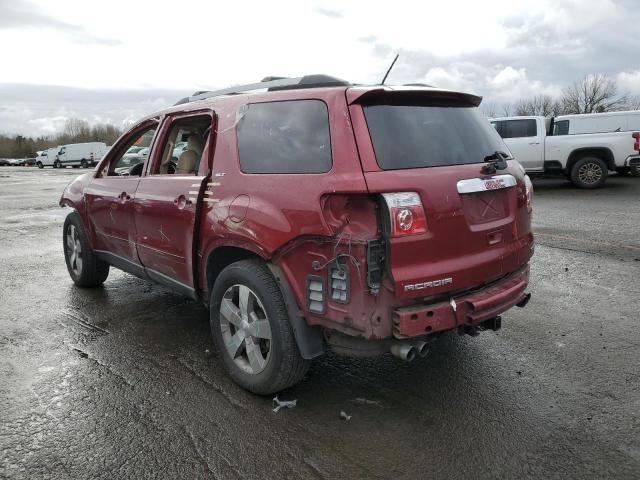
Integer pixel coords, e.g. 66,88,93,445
490,111,640,188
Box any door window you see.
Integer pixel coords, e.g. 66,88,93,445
494,119,537,139
101,124,158,177
237,100,332,174
152,115,211,175
553,120,570,136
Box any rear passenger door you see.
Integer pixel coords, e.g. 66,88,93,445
493,119,543,171
133,112,214,298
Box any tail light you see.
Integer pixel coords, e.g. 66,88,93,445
633,132,640,151
524,175,533,214
381,192,427,237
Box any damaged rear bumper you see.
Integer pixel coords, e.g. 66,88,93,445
392,265,530,338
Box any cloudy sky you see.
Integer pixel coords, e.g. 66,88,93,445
1,0,639,136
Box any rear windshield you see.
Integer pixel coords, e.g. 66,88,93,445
363,103,507,170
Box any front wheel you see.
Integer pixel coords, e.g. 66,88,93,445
54,160,62,169
210,260,309,395
36,162,43,169
570,157,608,188
63,212,109,287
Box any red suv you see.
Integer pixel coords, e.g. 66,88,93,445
60,75,534,394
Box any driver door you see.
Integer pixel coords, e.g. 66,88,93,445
85,121,159,270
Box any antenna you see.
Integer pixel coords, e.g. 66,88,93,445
381,54,399,85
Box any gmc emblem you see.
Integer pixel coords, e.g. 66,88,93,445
484,179,506,190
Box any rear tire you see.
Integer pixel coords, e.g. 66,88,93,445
631,166,640,178
570,157,608,188
210,260,310,395
63,212,109,287
81,159,88,168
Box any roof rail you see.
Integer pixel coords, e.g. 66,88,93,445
174,74,350,105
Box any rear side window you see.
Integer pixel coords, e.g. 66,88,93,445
553,120,569,136
495,119,537,138
237,100,331,174
364,104,507,170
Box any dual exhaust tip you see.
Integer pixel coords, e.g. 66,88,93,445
391,315,505,361
390,341,429,362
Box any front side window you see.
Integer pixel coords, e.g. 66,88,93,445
153,115,210,175
237,100,332,174
103,124,157,177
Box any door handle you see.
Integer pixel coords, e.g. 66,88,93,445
119,192,131,203
174,194,192,209
529,142,540,145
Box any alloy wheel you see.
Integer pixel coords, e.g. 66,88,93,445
66,224,83,276
219,284,272,374
578,161,603,185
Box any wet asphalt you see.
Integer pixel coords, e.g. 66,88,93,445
0,167,639,479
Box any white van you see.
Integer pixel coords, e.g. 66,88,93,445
36,147,62,168
55,142,108,168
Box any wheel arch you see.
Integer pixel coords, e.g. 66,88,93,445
204,245,325,359
567,148,615,172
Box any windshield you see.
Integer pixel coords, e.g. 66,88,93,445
363,103,508,170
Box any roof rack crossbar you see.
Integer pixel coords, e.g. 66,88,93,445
174,75,350,105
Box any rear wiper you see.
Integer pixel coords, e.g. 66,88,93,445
483,151,510,173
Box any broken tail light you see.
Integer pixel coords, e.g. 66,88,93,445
381,192,427,237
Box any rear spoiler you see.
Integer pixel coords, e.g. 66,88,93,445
346,86,482,107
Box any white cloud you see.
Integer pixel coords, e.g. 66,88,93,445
617,71,640,95
0,0,636,135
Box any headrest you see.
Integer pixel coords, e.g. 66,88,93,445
187,134,203,155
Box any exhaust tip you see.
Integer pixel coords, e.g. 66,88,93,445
415,341,429,358
390,343,417,362
406,347,416,362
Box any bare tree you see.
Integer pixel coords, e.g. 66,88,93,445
480,101,498,118
513,95,554,116
62,118,91,141
561,74,628,114
626,95,640,111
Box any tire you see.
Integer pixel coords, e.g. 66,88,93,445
37,162,43,169
570,157,608,188
63,212,109,288
80,159,88,168
631,166,640,178
54,160,62,169
210,260,309,395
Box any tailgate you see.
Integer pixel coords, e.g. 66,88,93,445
348,89,534,302
365,164,533,302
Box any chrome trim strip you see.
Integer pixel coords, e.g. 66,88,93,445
456,174,517,194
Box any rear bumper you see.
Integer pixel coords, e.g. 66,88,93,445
392,265,529,338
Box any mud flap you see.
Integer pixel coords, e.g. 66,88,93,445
267,263,325,359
